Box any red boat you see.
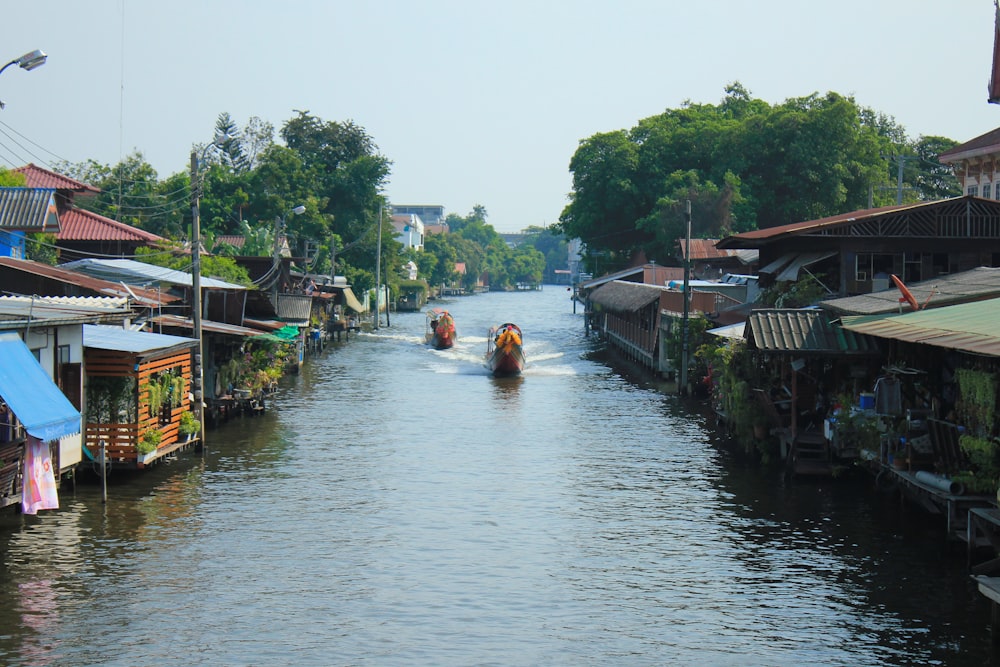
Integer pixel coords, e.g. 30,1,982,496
426,309,457,349
485,323,525,376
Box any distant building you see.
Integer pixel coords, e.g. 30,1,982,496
391,204,444,227
938,127,1000,197
390,214,425,250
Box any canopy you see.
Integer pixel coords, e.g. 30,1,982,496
342,287,364,313
0,332,81,441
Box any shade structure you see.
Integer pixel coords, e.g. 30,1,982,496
0,332,80,441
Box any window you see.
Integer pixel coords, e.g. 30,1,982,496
984,182,992,199
968,185,979,196
856,252,896,282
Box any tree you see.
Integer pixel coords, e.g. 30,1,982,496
560,83,950,269
911,136,962,201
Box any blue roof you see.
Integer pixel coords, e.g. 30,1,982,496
0,332,80,441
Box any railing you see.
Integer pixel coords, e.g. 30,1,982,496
86,422,139,462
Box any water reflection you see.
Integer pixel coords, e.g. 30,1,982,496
0,289,995,665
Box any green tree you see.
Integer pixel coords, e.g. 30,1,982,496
559,83,948,270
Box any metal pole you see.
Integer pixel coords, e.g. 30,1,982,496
679,200,692,396
100,439,107,504
896,155,905,205
374,206,382,330
189,152,206,454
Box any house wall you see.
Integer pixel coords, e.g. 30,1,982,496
954,157,1000,197
0,231,25,259
23,325,84,472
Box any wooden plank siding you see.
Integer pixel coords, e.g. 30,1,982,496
84,348,192,466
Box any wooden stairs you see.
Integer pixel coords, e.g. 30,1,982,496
788,430,832,477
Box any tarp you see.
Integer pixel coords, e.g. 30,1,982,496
342,287,364,313
0,333,81,441
274,325,300,341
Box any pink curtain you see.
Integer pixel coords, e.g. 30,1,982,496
22,437,59,515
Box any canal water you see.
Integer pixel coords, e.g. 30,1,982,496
0,287,995,666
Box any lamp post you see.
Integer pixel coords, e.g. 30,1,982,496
0,49,47,109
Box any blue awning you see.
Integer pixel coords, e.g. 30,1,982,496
0,332,81,441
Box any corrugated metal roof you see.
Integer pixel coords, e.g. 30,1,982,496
57,207,165,242
0,294,129,311
13,163,101,194
748,309,880,355
83,324,197,355
61,258,246,290
149,314,269,337
820,267,1000,316
0,257,177,306
589,280,666,311
0,188,59,232
276,294,312,322
840,297,1000,357
716,196,996,248
0,295,130,325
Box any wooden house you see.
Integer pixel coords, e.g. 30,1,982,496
715,196,1000,297
83,325,198,469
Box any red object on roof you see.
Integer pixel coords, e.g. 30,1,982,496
57,207,165,242
12,164,100,195
991,2,1000,104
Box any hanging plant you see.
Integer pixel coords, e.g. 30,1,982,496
170,374,186,408
954,434,1000,493
955,368,997,437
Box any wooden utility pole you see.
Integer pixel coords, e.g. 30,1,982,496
679,199,692,396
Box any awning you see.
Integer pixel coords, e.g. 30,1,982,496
342,287,364,313
758,251,836,282
776,251,836,282
0,332,81,441
758,253,796,276
707,322,746,340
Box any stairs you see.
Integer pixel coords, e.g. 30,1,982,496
789,431,832,477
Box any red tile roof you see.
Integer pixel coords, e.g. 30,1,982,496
57,207,166,242
938,126,1000,162
12,164,100,195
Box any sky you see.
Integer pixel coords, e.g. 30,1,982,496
1,0,999,233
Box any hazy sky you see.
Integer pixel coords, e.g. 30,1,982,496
1,1,998,232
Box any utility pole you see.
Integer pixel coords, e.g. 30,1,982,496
374,206,383,330
329,237,337,287
679,199,692,396
189,152,206,453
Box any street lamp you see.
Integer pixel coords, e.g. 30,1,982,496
0,49,47,109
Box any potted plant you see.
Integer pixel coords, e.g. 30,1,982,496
137,429,162,463
179,410,200,441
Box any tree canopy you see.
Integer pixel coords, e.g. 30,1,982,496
558,82,961,274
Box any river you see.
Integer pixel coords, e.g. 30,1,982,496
0,286,995,666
